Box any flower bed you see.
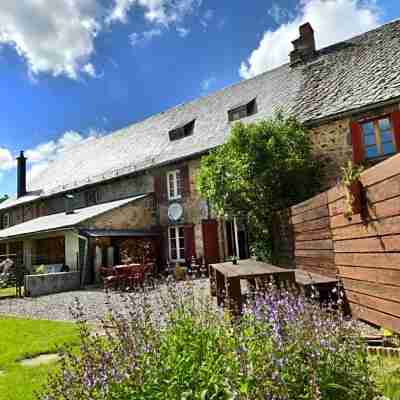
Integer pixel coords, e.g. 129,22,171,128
42,283,379,400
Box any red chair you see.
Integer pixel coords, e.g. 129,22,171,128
127,266,145,291
100,267,119,290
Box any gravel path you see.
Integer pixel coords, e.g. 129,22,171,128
0,280,210,322
0,281,381,337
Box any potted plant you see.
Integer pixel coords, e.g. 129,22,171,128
174,263,187,281
341,161,364,218
231,256,238,265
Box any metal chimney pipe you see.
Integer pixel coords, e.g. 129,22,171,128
16,151,27,198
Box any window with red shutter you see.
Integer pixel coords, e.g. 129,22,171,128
184,225,195,261
180,165,190,197
352,113,399,162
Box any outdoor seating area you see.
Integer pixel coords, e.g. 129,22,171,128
100,261,156,291
208,259,339,315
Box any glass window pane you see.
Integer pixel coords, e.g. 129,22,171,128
381,130,393,143
378,118,391,132
176,170,182,196
365,146,378,159
179,238,184,248
179,227,185,237
169,174,175,198
362,122,374,136
383,142,395,155
171,248,177,260
364,134,375,146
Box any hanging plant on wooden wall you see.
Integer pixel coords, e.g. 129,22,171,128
341,161,364,219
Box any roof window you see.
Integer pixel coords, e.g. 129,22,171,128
169,120,195,141
228,98,257,122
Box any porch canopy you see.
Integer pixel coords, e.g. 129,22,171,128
0,194,149,242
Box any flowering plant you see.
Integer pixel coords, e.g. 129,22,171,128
41,281,377,400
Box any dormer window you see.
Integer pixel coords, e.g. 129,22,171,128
169,120,195,141
228,98,257,122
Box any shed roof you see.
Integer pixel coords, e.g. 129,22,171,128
2,19,400,211
0,194,148,240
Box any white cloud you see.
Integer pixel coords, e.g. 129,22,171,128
176,26,189,37
0,130,103,186
240,0,381,79
200,8,214,28
201,76,217,92
0,148,15,171
268,3,294,24
107,0,202,26
130,28,162,46
0,0,102,80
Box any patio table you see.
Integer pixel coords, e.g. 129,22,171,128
209,259,295,315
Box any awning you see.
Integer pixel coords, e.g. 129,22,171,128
0,194,150,241
80,229,160,238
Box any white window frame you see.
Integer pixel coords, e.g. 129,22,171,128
2,213,9,229
167,169,182,200
168,226,185,262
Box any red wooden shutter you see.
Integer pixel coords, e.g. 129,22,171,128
184,225,195,261
154,172,167,203
154,173,161,203
391,111,400,152
181,165,190,197
202,219,220,264
350,121,363,163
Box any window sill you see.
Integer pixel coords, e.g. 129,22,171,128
364,152,396,164
168,196,182,201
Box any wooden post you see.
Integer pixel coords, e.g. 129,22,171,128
215,270,226,306
209,264,217,297
226,277,241,316
233,216,240,259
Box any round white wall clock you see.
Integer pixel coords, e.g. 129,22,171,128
168,203,183,221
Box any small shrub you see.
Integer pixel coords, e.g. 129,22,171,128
40,282,378,400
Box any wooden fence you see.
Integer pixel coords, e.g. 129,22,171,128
274,153,400,333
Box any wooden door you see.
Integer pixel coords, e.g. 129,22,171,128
202,219,220,264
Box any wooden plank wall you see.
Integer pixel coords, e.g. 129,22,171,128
272,209,295,267
329,154,400,333
290,192,336,278
274,153,400,332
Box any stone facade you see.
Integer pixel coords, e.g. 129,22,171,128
309,103,400,188
81,196,155,230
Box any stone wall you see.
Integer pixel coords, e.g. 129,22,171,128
2,172,152,228
309,103,400,189
81,196,155,230
156,158,224,262
24,271,80,297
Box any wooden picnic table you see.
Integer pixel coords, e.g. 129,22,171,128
209,259,295,315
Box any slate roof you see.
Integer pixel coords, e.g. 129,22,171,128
2,19,400,211
0,194,148,240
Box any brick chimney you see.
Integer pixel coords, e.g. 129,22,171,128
16,151,27,198
290,22,316,66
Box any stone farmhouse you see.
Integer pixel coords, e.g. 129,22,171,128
0,20,399,284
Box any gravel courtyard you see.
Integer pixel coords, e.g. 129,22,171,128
0,280,211,322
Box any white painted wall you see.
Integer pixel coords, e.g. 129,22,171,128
65,230,80,271
23,239,34,272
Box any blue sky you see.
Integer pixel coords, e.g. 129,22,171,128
0,0,399,196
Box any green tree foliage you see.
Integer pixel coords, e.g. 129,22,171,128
0,195,8,204
197,113,322,260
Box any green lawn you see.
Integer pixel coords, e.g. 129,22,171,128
0,317,79,400
0,315,398,400
0,287,20,298
371,355,400,400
